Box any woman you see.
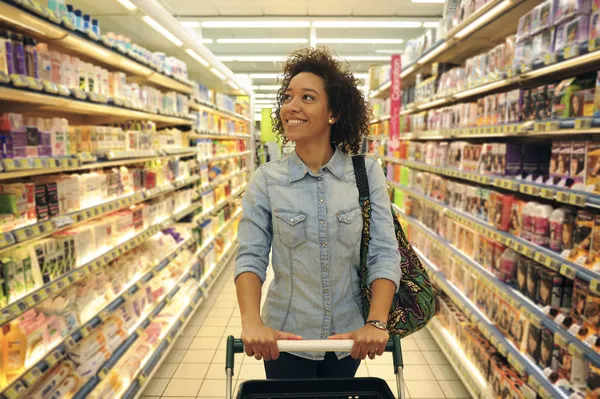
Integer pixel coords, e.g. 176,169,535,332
234,47,401,379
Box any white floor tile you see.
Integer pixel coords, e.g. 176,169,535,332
197,379,227,397
202,317,230,327
438,380,472,398
196,326,226,338
429,364,460,381
142,378,169,396
402,365,436,381
182,349,217,363
386,380,411,399
204,362,228,379
162,379,203,397
189,337,221,350
415,338,440,351
238,363,266,380
180,326,200,337
403,351,428,365
356,365,369,377
174,336,193,350
405,380,445,398
165,349,187,364
422,351,450,366
172,363,210,379
367,364,396,380
154,362,178,378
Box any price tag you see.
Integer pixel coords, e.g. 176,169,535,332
3,381,27,399
569,343,584,357
538,386,553,399
529,312,542,328
560,264,577,279
540,187,556,199
46,349,62,367
554,332,568,348
507,353,526,375
534,252,548,264
590,280,600,295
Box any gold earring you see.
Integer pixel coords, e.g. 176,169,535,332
328,118,334,124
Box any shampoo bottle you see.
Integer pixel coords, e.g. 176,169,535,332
0,29,12,76
36,43,52,82
1,323,27,382
24,37,38,79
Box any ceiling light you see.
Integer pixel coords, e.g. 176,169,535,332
142,16,183,47
317,38,404,44
338,55,391,61
114,0,137,11
255,93,277,98
202,21,310,28
312,21,422,28
254,100,276,104
249,73,282,79
353,73,369,79
411,0,445,3
200,38,213,44
236,74,250,79
218,55,286,62
210,68,227,80
375,49,404,54
180,21,201,28
455,0,512,38
228,81,240,90
424,22,440,28
216,38,308,44
185,49,210,67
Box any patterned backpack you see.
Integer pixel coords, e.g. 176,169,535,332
352,155,436,337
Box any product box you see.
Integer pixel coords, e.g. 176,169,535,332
509,200,524,237
588,215,600,270
586,141,600,193
538,268,564,307
517,11,534,41
552,78,582,118
550,141,571,178
540,328,555,369
532,28,555,63
570,210,594,264
584,288,600,334
506,90,521,122
527,323,542,363
571,141,587,183
527,261,541,301
555,0,592,25
591,10,600,43
555,15,591,51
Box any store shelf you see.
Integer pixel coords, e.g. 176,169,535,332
415,246,565,399
0,234,197,399
0,196,207,329
0,151,199,181
191,132,252,140
388,179,600,295
0,1,193,94
0,175,200,253
374,155,599,209
395,203,600,369
426,318,487,399
0,86,194,127
199,151,251,163
190,101,252,123
118,242,238,399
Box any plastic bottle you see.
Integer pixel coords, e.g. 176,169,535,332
74,10,83,31
1,323,27,381
0,29,11,76
12,34,26,76
66,4,75,25
86,63,94,93
83,14,91,32
24,37,38,79
36,43,52,82
521,201,539,241
533,204,554,247
77,58,86,91
60,53,71,88
549,208,573,252
497,248,519,283
50,50,62,85
92,19,100,37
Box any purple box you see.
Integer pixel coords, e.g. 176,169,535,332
504,143,524,176
555,0,591,25
533,0,556,33
517,11,534,41
532,28,556,61
555,15,590,50
590,10,600,40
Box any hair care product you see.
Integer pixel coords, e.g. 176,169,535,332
36,43,52,82
24,37,38,79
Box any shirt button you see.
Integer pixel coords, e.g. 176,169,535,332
318,177,323,181
322,242,327,247
324,289,329,294
320,220,324,225
322,332,328,338
325,310,330,315
323,267,328,272
319,198,324,202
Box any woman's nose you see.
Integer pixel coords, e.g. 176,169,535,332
288,96,301,111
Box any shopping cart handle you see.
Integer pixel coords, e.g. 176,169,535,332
226,336,402,372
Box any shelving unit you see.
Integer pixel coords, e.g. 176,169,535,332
0,1,193,94
0,1,253,397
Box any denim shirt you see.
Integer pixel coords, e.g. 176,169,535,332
235,147,401,360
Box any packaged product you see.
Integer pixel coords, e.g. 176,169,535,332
591,10,600,43
555,0,592,25
588,215,600,270
517,11,535,41
586,141,600,193
532,28,556,63
570,210,594,264
527,261,541,300
552,78,583,118
549,207,576,253
586,364,600,397
555,15,591,50
526,322,543,363
540,328,555,369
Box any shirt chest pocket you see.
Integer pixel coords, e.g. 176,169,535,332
337,207,362,248
274,209,308,248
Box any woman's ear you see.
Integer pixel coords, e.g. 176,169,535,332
329,110,339,124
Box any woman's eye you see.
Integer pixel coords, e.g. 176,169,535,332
283,94,292,101
303,94,314,100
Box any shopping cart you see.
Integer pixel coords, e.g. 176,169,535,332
225,335,406,399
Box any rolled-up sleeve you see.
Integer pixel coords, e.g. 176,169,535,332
365,159,402,289
235,167,272,283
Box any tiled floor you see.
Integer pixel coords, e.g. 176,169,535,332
142,261,471,398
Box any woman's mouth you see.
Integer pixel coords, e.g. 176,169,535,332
286,119,307,125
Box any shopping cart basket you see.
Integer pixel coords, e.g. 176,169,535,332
225,335,406,399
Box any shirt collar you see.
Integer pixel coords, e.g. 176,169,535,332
288,146,346,182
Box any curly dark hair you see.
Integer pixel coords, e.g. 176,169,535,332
272,47,371,154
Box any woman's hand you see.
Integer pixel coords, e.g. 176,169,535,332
329,324,390,360
241,322,302,361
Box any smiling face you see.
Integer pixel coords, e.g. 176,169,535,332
281,72,335,146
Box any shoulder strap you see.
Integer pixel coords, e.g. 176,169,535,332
352,155,370,199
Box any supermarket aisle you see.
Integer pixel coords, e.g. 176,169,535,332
141,261,471,399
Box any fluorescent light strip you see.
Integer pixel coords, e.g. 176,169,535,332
353,73,369,79
142,16,183,47
412,0,445,3
248,73,282,79
255,93,277,98
115,0,137,11
312,21,422,28
185,49,210,67
200,38,214,44
202,21,310,28
423,21,440,28
455,0,513,38
316,38,404,44
217,38,308,44
338,55,391,61
210,68,227,80
228,81,240,91
218,56,286,62
253,85,281,91
180,21,201,28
